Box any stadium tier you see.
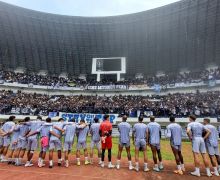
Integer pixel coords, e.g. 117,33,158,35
0,90,219,118
0,0,220,77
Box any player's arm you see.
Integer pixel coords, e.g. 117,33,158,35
146,128,149,144
186,125,192,141
132,126,135,145
24,130,31,137
89,126,93,136
203,127,211,140
54,126,65,133
26,131,38,138
165,126,171,138
62,126,66,135
27,126,41,138
76,124,87,129
99,129,102,137
4,124,15,136
49,128,61,138
159,126,162,139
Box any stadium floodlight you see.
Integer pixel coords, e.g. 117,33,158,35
91,57,126,82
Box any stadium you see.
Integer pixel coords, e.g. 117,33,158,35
0,0,220,179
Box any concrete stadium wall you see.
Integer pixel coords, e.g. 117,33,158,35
0,83,220,96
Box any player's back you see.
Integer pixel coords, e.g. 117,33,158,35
118,122,131,143
100,121,112,135
133,123,147,140
78,126,89,143
11,124,21,142
50,122,64,140
188,122,204,138
29,120,44,132
64,123,76,142
90,123,100,142
205,124,218,147
147,122,161,144
167,123,182,145
19,124,30,139
39,123,52,137
2,121,15,132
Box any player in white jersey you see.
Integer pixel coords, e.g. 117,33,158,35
147,116,163,172
166,116,185,175
116,115,133,170
89,117,102,165
203,118,220,176
187,115,212,177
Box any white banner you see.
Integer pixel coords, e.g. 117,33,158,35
87,85,127,90
59,112,118,124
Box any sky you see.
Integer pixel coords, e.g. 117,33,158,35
0,0,180,17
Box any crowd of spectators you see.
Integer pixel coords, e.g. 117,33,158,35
0,90,219,117
0,67,220,88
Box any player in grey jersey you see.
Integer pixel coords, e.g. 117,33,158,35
63,119,77,167
116,115,133,170
49,118,65,168
132,116,149,172
187,115,212,177
76,119,90,166
203,118,220,176
0,116,16,162
89,117,101,165
25,116,44,167
166,116,185,175
7,122,21,164
147,116,163,172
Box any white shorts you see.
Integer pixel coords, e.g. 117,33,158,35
206,143,219,156
91,140,101,149
49,139,62,151
64,141,73,151
192,137,206,154
150,143,161,150
135,139,146,149
77,141,87,150
119,141,130,148
27,138,38,151
3,136,11,147
171,142,182,151
17,139,28,149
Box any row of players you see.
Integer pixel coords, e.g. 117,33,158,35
0,114,220,177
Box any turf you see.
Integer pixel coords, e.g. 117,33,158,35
55,137,195,163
